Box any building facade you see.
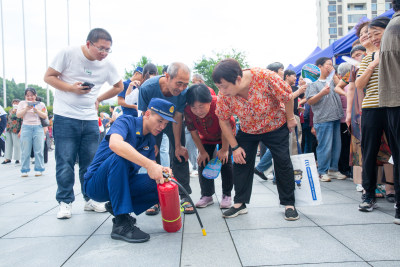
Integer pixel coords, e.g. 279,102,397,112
317,0,393,48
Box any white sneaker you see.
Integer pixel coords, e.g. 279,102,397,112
84,199,107,213
266,173,274,180
21,173,28,177
35,172,42,177
328,170,347,180
57,202,72,219
356,184,363,192
319,174,331,182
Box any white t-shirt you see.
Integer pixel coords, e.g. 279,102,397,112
50,46,120,120
125,88,139,106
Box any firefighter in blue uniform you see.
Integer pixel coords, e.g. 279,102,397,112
84,98,175,243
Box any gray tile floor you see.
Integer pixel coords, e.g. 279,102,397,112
1,151,399,267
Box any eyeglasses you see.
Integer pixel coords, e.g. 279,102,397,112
90,42,112,53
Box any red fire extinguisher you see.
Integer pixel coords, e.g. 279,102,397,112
157,177,182,233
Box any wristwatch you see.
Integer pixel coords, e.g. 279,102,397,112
232,145,240,151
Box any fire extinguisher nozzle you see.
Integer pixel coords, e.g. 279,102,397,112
202,229,207,236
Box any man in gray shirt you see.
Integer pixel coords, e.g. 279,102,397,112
306,57,345,182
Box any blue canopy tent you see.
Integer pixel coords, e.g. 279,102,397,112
290,9,395,75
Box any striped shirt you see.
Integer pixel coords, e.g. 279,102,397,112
357,53,379,108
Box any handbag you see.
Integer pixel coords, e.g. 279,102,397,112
40,117,50,127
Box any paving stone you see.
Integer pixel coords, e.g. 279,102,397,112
226,206,316,230
183,202,228,234
231,227,362,266
181,232,241,267
0,236,88,267
277,262,370,267
64,232,182,267
324,224,400,261
0,201,56,217
318,189,359,205
298,203,394,226
369,261,400,267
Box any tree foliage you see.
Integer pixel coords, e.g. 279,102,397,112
193,49,249,93
124,56,166,80
0,77,54,108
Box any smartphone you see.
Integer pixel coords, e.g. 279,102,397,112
81,82,95,90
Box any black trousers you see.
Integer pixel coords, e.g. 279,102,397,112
338,123,351,175
386,107,400,205
155,122,191,196
361,108,391,199
198,144,233,197
234,124,295,206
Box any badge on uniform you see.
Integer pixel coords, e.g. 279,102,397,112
143,146,149,150
136,131,141,135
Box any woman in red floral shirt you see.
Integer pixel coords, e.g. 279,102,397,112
2,99,22,164
213,58,299,221
184,84,236,209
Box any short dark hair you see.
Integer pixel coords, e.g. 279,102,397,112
142,63,159,83
394,0,400,12
162,65,168,74
284,69,296,81
369,17,390,30
110,105,115,109
86,28,112,44
355,21,370,37
36,96,42,102
212,58,242,84
25,87,37,96
315,57,331,67
350,45,366,56
12,99,20,103
186,83,212,106
266,62,284,73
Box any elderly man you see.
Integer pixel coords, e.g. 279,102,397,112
138,62,194,214
44,28,123,219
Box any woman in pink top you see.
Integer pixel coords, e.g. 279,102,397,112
17,88,48,177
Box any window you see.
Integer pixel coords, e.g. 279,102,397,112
329,16,337,23
348,3,366,10
329,39,337,45
371,3,377,11
348,14,367,23
328,5,336,12
329,28,337,34
386,3,392,10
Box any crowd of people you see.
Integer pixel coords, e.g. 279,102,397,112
1,0,399,244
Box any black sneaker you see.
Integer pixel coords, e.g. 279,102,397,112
358,198,377,212
394,204,400,225
1,160,11,164
105,201,114,216
284,207,299,221
15,160,20,164
222,204,247,218
111,215,149,243
254,168,268,180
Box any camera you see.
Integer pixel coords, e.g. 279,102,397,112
27,101,39,107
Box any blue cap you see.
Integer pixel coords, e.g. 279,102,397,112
134,66,143,74
148,98,176,123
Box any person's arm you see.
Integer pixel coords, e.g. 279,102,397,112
33,105,48,119
118,96,138,110
96,80,124,109
109,133,171,183
345,82,356,127
333,74,340,86
219,118,246,164
190,130,209,168
216,128,230,164
173,112,188,162
334,79,347,96
284,96,297,131
44,67,89,95
16,105,29,118
355,54,379,92
307,84,330,105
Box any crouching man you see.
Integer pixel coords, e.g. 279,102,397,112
83,98,176,243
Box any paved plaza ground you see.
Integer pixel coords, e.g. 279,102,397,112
1,151,400,267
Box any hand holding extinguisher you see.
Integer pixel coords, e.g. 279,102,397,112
146,161,172,184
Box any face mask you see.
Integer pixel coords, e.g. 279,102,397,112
13,105,18,110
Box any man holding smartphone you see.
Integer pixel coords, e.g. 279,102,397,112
44,28,123,219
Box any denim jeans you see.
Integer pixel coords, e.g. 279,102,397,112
53,115,99,203
20,124,45,173
160,133,170,167
314,120,341,175
255,148,272,172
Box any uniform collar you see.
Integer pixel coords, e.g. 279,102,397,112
135,117,144,137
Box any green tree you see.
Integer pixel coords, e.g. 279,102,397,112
124,56,166,80
193,49,249,93
0,77,54,107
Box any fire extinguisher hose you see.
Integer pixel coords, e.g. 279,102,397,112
168,179,207,236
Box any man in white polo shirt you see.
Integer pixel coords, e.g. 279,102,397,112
44,28,123,219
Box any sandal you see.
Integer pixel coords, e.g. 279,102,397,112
145,204,160,216
375,187,384,198
181,200,195,214
385,193,396,203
